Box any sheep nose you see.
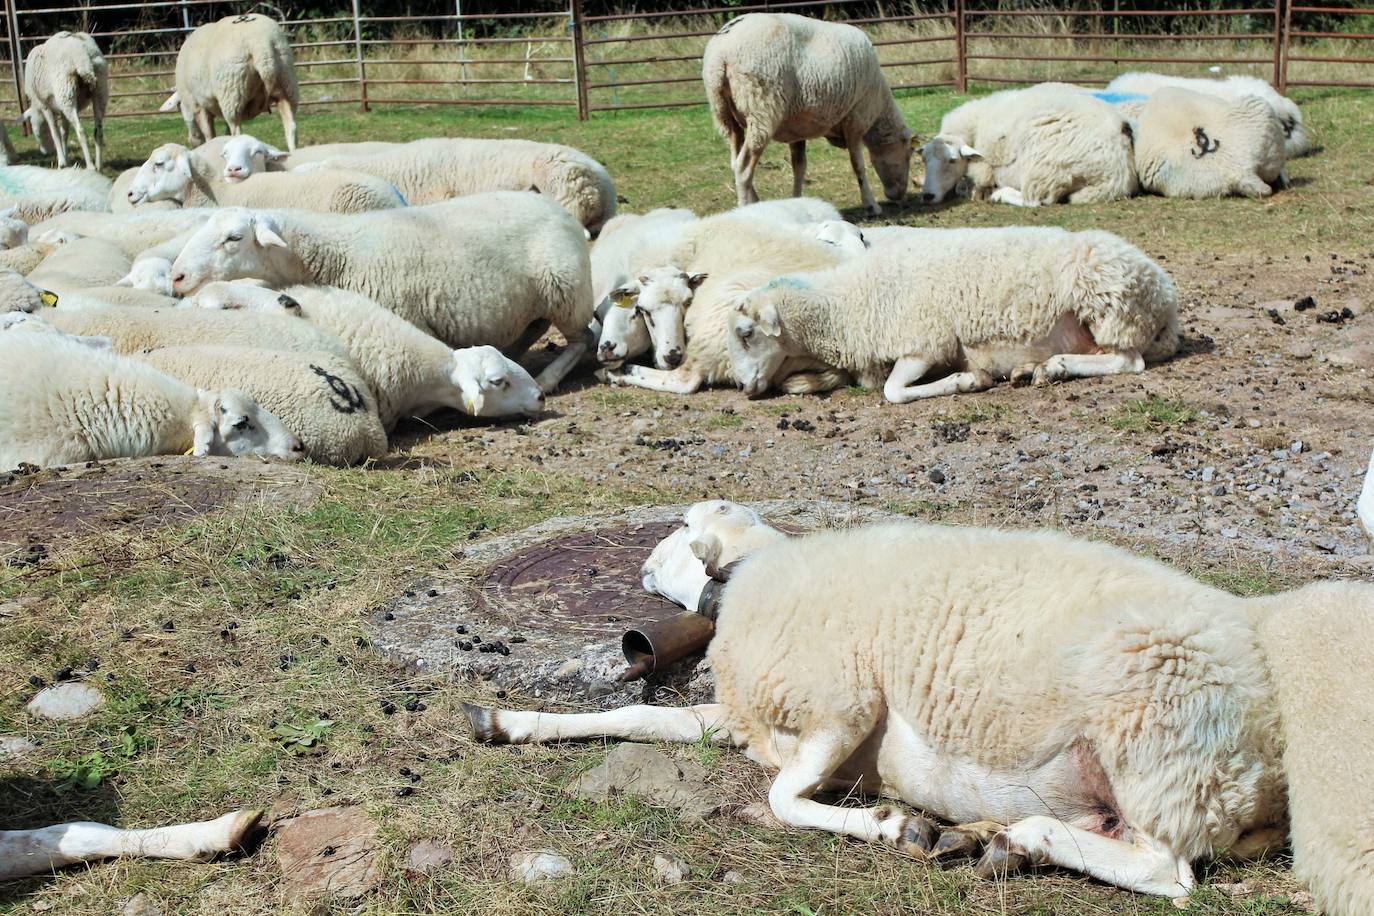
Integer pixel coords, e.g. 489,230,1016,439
664,348,684,368
921,192,936,204
288,437,305,454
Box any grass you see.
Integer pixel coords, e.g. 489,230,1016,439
2,81,1368,913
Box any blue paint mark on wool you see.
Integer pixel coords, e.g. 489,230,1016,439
1092,91,1149,106
764,277,809,291
0,169,29,196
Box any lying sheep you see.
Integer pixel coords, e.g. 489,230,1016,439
296,138,617,236
0,331,303,468
139,345,387,466
728,226,1178,402
45,304,349,360
213,134,398,181
163,15,298,150
703,13,912,215
189,281,545,427
730,196,842,226
0,207,26,249
126,143,406,213
0,234,70,277
167,195,594,393
812,219,918,257
590,208,697,367
27,236,131,291
0,267,57,313
1133,88,1287,199
641,500,786,610
466,517,1374,911
0,164,113,221
921,83,1138,206
115,256,176,297
1107,71,1310,158
33,208,213,260
23,31,108,170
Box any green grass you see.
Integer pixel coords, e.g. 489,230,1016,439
1108,395,1202,433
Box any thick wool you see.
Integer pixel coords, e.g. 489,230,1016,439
172,15,298,148
27,237,131,291
45,306,347,359
1134,88,1287,199
0,164,112,221
23,31,108,170
33,208,213,260
140,345,385,466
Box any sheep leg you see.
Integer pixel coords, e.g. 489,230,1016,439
603,364,703,395
1030,350,1144,386
194,109,215,145
883,357,994,404
789,141,807,197
63,107,93,171
463,702,733,745
40,109,65,168
989,186,1034,207
0,809,262,881
501,318,551,360
733,142,765,206
278,97,298,152
975,816,1193,899
931,820,1004,861
767,728,938,858
92,84,107,172
845,136,880,216
534,339,588,394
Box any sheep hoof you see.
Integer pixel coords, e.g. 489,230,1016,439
973,832,1027,880
227,808,266,851
462,702,508,744
896,814,939,857
1009,364,1036,387
931,821,1002,862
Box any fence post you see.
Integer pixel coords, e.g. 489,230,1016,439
351,0,368,112
6,0,23,125
1276,0,1289,93
954,0,966,93
570,0,588,120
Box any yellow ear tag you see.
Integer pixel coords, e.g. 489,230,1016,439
184,446,195,455
610,290,636,309
39,290,58,307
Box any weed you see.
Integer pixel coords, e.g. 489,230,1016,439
1108,395,1201,433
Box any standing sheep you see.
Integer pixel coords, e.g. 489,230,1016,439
166,195,594,393
1133,88,1288,199
162,14,299,151
727,226,1178,402
22,31,108,170
703,13,913,215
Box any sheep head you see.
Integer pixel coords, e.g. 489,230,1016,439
918,135,981,205
813,220,868,257
220,135,288,182
128,143,196,206
867,125,914,203
0,207,29,250
728,281,800,398
607,266,705,370
170,209,291,297
187,280,299,315
451,345,544,418
115,257,175,297
191,388,304,460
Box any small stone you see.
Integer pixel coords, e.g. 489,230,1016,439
1213,881,1256,898
1247,419,1262,429
26,682,105,721
1201,466,1216,483
1289,890,1319,913
1220,527,1239,539
0,735,38,761
721,870,747,885
406,839,455,876
1328,344,1374,370
275,806,381,901
121,893,163,916
510,850,574,884
653,853,689,885
927,469,945,485
878,428,897,443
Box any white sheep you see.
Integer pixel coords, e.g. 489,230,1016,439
114,256,176,297
464,519,1374,910
0,331,303,468
0,164,112,221
125,142,407,213
703,13,912,215
641,500,786,610
1133,87,1288,199
188,281,545,426
0,206,26,249
0,234,70,277
921,83,1138,206
2,309,112,348
728,226,1178,402
33,208,213,260
729,196,843,225
812,219,920,257
162,14,298,150
22,31,108,170
1106,71,1310,158
138,345,387,466
295,137,617,236
590,208,696,367
0,265,56,313
212,134,397,181
1,809,262,881
166,195,594,393
26,235,132,291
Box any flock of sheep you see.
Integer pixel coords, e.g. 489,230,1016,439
2,10,1372,916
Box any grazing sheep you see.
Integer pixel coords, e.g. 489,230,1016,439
213,134,397,181
22,31,108,170
297,138,617,236
467,518,1374,910
703,13,912,215
44,304,349,360
1106,71,1310,158
189,281,545,427
1133,88,1288,199
0,332,303,468
728,226,1178,402
163,14,298,150
921,83,1138,206
0,809,262,880
125,143,406,213
140,345,386,466
166,195,594,393
641,500,786,610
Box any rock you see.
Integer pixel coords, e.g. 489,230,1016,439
0,735,37,761
1286,342,1314,360
1201,466,1216,483
653,853,689,884
275,806,381,900
567,742,728,820
1212,882,1255,897
927,469,946,485
26,682,104,721
1328,344,1374,370
1289,890,1319,913
406,839,455,876
510,850,574,884
878,428,897,443
121,894,163,916
721,870,746,885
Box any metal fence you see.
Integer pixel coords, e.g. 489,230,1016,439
0,1,1368,124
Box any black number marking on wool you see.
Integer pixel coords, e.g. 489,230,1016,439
1191,127,1221,159
232,14,256,23
310,364,367,414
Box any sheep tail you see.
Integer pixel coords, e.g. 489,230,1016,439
703,55,739,144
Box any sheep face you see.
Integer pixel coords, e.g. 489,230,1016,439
611,266,705,370
115,258,176,297
640,525,709,609
595,300,646,367
452,345,544,418
187,280,298,314
195,389,304,461
220,135,287,182
813,220,868,258
171,209,289,296
728,291,789,398
869,135,914,203
0,207,28,250
0,268,53,314
128,144,196,206
919,136,981,204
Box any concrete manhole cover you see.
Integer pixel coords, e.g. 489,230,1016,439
369,500,907,706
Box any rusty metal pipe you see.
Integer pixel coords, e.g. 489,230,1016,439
617,612,715,682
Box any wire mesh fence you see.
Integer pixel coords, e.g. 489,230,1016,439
0,1,1366,125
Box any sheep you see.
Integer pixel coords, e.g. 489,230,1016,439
32,208,213,260
26,236,132,291
125,142,407,213
641,500,786,610
0,265,55,313
590,208,696,367
138,345,386,466
603,216,852,396
22,32,108,170
0,164,112,221
213,134,398,182
921,83,1138,206
294,137,617,236
2,306,112,349
1133,88,1288,199
1106,71,1310,158
114,256,176,297
188,281,545,426
0,233,70,277
728,226,1178,403
163,14,298,151
166,195,594,393
0,331,303,468
1359,447,1374,543
703,14,911,216
0,207,26,249
730,197,843,226
1,808,262,880
812,219,919,257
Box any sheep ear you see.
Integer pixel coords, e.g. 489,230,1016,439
265,146,289,162
114,272,134,288
757,304,781,337
174,153,193,179
190,418,215,456
959,144,982,160
686,272,708,291
253,219,288,249
158,92,180,113
610,287,637,308
690,531,724,576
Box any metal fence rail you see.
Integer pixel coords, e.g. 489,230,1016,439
0,1,1366,127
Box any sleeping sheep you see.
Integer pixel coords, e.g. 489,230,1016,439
0,331,303,469
0,164,112,221
728,226,1178,402
921,83,1138,206
162,14,298,150
32,208,214,260
1133,87,1288,199
640,500,786,610
44,304,350,360
125,143,406,213
703,13,912,215
590,207,697,367
212,134,398,182
22,31,108,170
166,195,594,393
